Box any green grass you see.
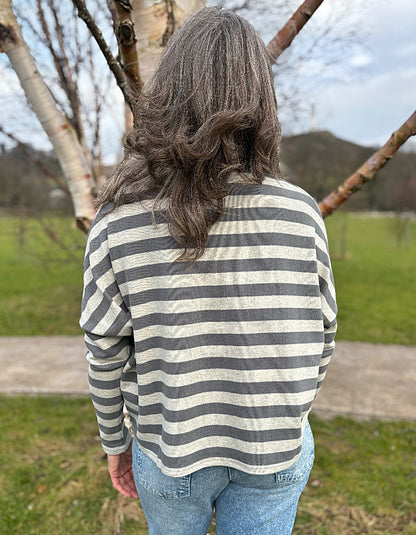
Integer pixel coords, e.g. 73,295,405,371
0,216,85,335
0,395,414,535
0,212,416,343
0,395,148,535
325,212,416,345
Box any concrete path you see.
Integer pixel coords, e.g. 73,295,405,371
0,337,415,420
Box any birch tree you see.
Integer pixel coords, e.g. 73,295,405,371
130,0,205,84
0,0,95,230
1,0,415,228
108,0,205,131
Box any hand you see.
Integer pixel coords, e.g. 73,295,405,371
107,443,139,498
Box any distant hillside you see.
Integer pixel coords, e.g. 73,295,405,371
281,131,416,211
0,144,72,213
1,131,415,213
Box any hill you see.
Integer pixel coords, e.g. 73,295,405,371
1,131,415,213
0,144,71,214
280,131,416,211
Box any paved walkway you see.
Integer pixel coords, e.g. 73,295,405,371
0,337,415,420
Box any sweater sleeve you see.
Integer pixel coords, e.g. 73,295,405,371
80,212,134,455
313,210,337,396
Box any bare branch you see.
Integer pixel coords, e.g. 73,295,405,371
87,39,107,187
267,0,325,62
71,0,133,111
113,0,142,103
12,9,44,48
36,0,65,86
319,110,416,218
37,0,87,148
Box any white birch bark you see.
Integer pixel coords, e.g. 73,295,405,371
0,0,95,228
132,0,205,84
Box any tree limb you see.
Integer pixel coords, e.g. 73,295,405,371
37,0,86,148
113,0,142,106
267,0,325,62
87,39,107,187
48,0,84,135
71,0,133,111
319,110,416,218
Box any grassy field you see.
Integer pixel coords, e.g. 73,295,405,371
1,215,415,534
0,395,414,535
326,212,416,345
0,212,415,343
0,216,85,335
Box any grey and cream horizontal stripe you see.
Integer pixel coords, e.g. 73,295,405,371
80,175,337,477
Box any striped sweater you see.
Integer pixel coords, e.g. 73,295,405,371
80,174,337,477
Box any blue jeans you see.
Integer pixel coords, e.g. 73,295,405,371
132,421,314,535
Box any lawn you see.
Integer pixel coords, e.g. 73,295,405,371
326,212,416,345
1,215,415,534
1,211,415,343
0,216,85,335
0,396,414,535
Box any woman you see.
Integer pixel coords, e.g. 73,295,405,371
80,7,337,534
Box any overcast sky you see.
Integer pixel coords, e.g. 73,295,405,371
1,0,415,160
303,0,416,150
212,0,416,150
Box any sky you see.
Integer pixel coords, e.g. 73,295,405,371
307,0,416,150
215,0,416,150
1,0,415,160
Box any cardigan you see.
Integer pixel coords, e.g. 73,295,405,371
80,174,337,477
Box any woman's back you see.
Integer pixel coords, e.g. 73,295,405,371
82,174,336,477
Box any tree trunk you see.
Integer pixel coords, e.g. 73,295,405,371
131,0,205,84
118,1,205,134
0,0,95,231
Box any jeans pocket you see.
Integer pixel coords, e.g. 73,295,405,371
133,440,191,499
275,423,315,485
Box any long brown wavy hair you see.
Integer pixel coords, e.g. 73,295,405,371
97,6,281,262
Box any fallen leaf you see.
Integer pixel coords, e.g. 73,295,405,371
310,479,322,487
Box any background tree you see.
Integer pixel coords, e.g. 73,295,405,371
1,0,415,231
0,0,97,230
